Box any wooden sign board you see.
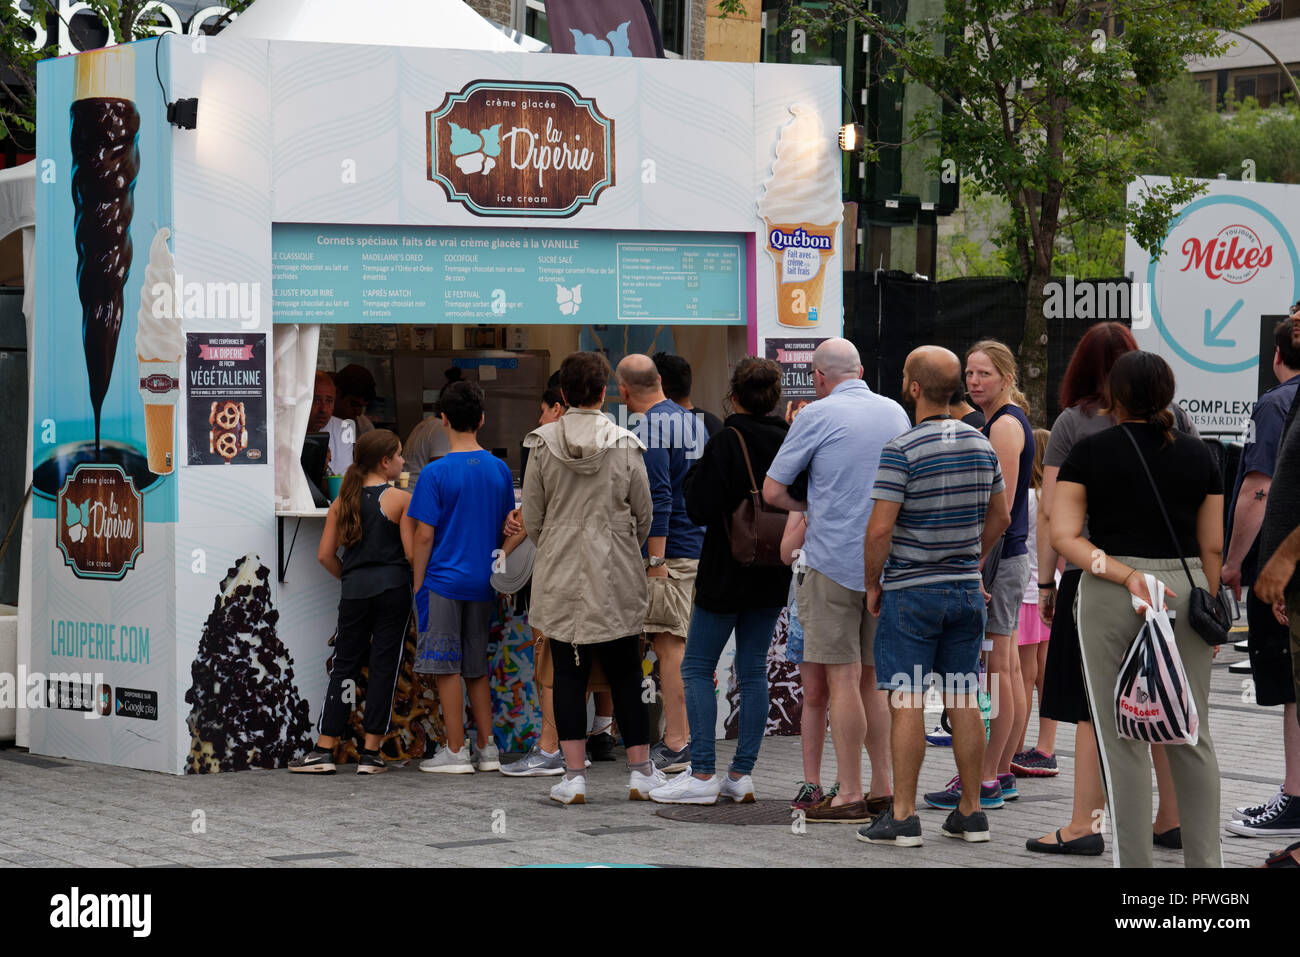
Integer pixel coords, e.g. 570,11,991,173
428,80,615,218
56,465,143,581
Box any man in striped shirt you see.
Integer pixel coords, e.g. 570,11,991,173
857,346,1010,849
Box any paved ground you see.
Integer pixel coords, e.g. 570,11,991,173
0,643,1288,868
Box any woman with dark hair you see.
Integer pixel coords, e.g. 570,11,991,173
1052,351,1224,867
290,429,413,775
1028,322,1190,854
650,358,792,804
523,351,661,804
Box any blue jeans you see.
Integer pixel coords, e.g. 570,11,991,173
873,581,985,694
681,605,783,775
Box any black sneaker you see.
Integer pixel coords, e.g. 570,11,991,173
357,751,388,775
650,739,690,773
941,808,991,843
288,747,336,774
856,809,923,847
587,730,618,761
1236,787,1284,820
1226,793,1300,837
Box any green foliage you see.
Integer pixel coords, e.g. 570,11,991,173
795,0,1262,423
1148,73,1300,183
937,182,1019,279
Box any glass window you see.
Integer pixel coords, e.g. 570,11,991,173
654,0,688,57
525,0,550,45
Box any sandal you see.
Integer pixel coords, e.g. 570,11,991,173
1026,828,1105,856
1262,840,1300,868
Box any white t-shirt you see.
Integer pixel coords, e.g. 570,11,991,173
324,416,354,474
1023,487,1039,604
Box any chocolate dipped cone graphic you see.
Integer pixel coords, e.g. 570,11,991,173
71,46,140,455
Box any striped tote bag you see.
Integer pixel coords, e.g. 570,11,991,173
1114,574,1199,746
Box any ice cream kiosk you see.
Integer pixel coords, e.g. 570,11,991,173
25,32,844,773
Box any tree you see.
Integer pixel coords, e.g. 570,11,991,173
1,2,248,149
1147,73,1300,183
728,0,1264,425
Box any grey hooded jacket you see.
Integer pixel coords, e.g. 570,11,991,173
522,408,653,645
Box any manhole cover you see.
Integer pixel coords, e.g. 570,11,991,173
654,801,793,825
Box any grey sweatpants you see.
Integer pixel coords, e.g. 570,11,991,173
1075,556,1223,868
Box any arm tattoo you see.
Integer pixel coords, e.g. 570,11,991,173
1255,489,1267,501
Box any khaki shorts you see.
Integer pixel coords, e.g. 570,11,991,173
533,631,609,692
797,566,878,665
644,557,698,640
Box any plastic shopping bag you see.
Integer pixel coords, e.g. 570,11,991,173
1114,574,1199,746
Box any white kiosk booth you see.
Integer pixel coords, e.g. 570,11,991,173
25,32,843,773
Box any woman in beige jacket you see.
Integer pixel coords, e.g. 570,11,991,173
522,351,663,804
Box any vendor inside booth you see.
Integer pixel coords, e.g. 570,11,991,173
23,25,845,773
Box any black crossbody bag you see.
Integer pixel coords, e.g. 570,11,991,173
1120,425,1232,646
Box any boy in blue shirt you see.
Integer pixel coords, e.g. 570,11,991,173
409,381,517,774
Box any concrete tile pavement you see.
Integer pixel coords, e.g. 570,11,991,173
0,645,1289,867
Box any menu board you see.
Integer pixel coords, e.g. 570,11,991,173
272,224,747,325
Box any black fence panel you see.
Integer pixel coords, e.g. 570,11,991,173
844,271,1133,425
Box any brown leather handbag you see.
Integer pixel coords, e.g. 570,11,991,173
726,427,788,567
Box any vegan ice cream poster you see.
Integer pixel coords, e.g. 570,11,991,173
33,39,177,524
186,333,268,466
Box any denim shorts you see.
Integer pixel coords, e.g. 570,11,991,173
785,599,805,665
874,581,985,694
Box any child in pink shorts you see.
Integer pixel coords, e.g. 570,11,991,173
1012,429,1058,775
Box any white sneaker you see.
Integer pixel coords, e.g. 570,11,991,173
719,772,755,803
629,765,668,801
419,743,474,774
550,774,587,804
473,741,501,772
650,766,720,805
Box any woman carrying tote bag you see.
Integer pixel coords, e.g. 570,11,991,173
649,358,793,805
1051,351,1225,868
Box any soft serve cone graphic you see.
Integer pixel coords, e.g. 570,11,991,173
136,228,183,475
758,104,844,328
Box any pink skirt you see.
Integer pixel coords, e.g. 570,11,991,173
1017,602,1051,646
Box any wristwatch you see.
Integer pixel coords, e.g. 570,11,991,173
1038,581,1057,590
648,556,666,567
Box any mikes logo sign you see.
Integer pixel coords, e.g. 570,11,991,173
56,466,143,581
1179,224,1274,283
427,80,614,218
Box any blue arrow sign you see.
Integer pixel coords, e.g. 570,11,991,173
1204,299,1243,348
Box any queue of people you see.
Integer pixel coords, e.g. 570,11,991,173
286,321,1300,869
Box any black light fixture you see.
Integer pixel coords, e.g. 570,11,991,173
167,97,199,130
155,36,198,129
839,123,867,153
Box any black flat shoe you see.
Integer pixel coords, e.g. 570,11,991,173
1154,827,1182,849
1026,829,1105,856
